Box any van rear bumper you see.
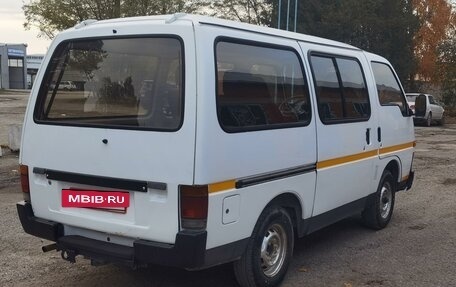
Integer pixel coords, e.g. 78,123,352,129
16,201,209,269
56,232,207,269
17,201,64,241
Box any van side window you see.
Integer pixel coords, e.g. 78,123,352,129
216,40,311,132
371,62,408,116
310,55,370,124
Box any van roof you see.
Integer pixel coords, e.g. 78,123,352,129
70,13,361,51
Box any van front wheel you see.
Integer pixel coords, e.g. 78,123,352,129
233,207,294,287
362,170,396,230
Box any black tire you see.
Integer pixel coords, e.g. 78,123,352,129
362,170,396,230
426,112,432,127
233,206,294,287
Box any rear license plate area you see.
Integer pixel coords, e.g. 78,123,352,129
62,189,130,213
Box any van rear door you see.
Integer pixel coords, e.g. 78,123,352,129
21,21,196,244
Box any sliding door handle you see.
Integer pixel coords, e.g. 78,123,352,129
366,128,371,145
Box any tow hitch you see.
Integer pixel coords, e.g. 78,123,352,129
41,243,57,253
61,249,77,263
43,242,78,263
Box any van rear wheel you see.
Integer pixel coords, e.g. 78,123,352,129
362,170,396,230
233,206,294,287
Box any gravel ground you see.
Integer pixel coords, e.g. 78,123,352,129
0,90,29,147
0,91,455,287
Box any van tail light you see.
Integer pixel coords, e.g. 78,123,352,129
180,185,208,230
20,165,31,201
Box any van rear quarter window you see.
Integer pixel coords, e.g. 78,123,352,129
215,39,311,132
371,62,407,116
35,37,184,131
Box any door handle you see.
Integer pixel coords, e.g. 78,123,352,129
377,127,381,142
366,128,371,145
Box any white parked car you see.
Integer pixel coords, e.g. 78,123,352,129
406,93,445,126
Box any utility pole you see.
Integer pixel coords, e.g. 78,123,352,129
277,0,298,32
278,0,281,29
294,0,297,32
248,0,251,23
114,0,120,18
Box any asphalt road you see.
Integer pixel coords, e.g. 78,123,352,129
0,91,455,286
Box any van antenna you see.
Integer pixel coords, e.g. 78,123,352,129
74,19,98,29
166,13,187,24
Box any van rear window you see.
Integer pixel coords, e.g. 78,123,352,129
35,37,184,131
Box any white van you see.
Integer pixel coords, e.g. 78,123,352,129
17,14,415,287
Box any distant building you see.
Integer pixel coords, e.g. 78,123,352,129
26,54,44,89
0,43,27,89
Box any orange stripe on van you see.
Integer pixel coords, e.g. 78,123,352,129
316,150,378,169
208,180,236,193
206,142,415,193
379,142,415,155
317,141,415,170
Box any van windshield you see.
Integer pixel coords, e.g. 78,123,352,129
35,37,184,131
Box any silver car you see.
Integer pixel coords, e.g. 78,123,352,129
406,93,445,126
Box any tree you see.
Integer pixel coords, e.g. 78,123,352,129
297,0,419,84
122,0,204,17
436,19,456,109
210,0,273,26
23,0,206,39
412,0,455,81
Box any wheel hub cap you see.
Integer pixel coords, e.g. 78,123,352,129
379,184,392,219
260,224,287,277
